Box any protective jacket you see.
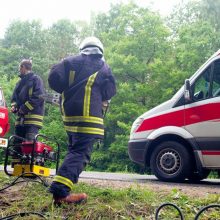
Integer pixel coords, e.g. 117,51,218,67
48,54,116,139
11,72,44,128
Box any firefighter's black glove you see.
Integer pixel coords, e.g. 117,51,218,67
11,106,18,114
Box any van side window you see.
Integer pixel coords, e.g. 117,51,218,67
212,60,220,97
192,66,211,101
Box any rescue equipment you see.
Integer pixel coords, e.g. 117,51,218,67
155,203,220,220
4,134,60,177
39,92,60,106
79,36,104,53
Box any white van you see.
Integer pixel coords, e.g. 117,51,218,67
128,50,220,182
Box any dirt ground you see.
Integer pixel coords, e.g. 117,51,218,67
0,176,219,201
79,178,220,198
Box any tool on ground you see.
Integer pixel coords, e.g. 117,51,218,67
4,134,60,178
155,203,184,220
155,203,220,220
39,92,60,106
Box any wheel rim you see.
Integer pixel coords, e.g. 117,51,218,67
157,148,181,175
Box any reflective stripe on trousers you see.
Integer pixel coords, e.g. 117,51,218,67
49,134,96,198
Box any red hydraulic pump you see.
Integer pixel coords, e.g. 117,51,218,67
4,134,60,177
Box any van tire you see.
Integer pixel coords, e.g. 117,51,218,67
150,141,191,182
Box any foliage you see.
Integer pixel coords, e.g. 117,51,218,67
0,0,220,173
0,173,220,219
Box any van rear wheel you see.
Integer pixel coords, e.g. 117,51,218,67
150,141,191,182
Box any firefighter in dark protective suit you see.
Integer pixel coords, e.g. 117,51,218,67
11,59,44,141
48,37,116,204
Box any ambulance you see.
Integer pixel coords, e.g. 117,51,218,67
128,50,220,182
0,87,9,147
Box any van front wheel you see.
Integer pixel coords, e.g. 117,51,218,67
150,141,191,182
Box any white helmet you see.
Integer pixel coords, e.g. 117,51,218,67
79,37,104,54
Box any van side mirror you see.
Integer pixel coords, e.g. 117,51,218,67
184,79,192,102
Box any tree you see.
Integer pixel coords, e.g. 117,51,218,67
90,2,174,172
168,0,220,77
1,1,219,173
0,20,49,80
46,19,79,61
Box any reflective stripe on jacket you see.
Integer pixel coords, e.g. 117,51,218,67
48,54,116,138
11,72,45,128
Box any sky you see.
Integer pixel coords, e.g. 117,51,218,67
0,0,182,38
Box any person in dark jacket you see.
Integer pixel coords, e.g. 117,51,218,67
48,37,116,204
11,59,44,140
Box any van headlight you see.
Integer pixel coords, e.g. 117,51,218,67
0,126,3,134
130,117,144,135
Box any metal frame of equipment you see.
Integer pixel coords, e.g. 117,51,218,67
4,134,60,177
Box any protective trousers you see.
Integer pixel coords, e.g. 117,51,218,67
12,125,39,167
15,125,39,140
49,134,96,198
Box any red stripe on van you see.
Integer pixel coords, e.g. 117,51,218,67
185,103,220,126
202,151,220,155
136,108,184,132
136,103,220,132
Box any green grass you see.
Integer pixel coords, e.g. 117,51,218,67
0,172,220,220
